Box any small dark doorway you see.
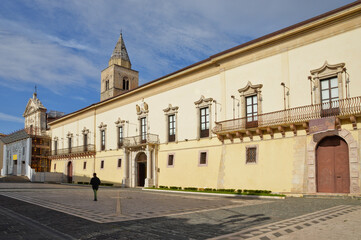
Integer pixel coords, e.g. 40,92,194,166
138,162,146,187
67,161,73,183
316,136,350,193
136,152,147,187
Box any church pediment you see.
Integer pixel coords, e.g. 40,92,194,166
23,96,46,117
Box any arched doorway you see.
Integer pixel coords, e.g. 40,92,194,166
136,152,147,187
316,136,350,193
67,161,73,183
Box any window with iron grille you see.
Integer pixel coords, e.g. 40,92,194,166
83,161,87,170
101,160,104,169
200,107,209,138
168,154,174,166
140,117,147,143
100,130,105,151
246,95,258,128
199,151,208,166
168,114,175,142
246,147,257,164
118,158,122,168
118,126,123,148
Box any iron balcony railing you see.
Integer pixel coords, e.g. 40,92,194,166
123,134,159,147
214,96,361,133
51,144,95,156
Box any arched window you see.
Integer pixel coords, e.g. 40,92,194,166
123,77,129,90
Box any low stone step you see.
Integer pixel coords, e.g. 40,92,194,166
0,176,30,183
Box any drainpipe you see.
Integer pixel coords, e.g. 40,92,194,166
93,107,96,174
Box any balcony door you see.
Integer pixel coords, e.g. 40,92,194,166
246,95,258,128
320,77,339,117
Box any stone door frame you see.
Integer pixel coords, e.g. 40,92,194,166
307,129,359,194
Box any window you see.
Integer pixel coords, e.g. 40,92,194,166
105,80,110,90
54,164,56,171
118,158,122,168
167,154,174,167
310,61,345,105
123,77,129,90
238,82,263,127
200,107,209,138
246,146,257,164
320,77,339,116
54,140,58,155
246,95,258,128
83,134,88,152
14,160,18,165
118,126,123,148
198,151,208,166
194,96,213,140
140,117,147,143
22,147,25,155
68,137,72,153
100,130,105,151
168,114,175,142
163,104,179,143
83,161,87,170
101,160,104,169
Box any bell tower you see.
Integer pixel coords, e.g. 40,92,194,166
100,33,139,101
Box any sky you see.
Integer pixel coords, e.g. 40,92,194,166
0,0,356,134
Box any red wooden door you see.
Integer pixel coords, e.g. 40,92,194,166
316,136,350,193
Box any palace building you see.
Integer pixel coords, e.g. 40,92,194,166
48,2,361,194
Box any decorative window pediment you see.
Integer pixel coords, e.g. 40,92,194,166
194,95,213,107
98,122,107,130
114,118,125,127
310,61,345,79
82,127,89,135
163,104,179,114
238,81,263,97
66,132,73,138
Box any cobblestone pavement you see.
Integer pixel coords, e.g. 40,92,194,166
0,183,360,239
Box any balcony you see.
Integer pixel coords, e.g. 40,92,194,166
213,96,361,141
50,144,95,159
123,134,159,149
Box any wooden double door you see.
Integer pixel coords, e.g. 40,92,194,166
316,136,350,193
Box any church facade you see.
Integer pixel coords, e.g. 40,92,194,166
49,2,361,194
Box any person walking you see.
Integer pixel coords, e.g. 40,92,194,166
90,173,101,201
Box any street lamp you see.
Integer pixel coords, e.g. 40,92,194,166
280,82,290,110
213,100,222,122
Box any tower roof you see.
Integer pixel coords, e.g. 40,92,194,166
109,33,131,68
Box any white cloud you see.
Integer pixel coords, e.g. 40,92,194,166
0,19,99,94
0,112,24,123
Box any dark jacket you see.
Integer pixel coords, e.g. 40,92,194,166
90,176,101,190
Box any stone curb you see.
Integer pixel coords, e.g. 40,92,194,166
142,188,286,199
